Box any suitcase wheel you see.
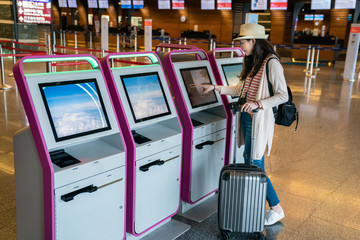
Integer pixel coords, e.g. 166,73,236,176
220,230,230,240
257,232,266,240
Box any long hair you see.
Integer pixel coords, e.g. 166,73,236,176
240,39,280,80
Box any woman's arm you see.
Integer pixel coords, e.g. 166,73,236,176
257,59,288,110
198,80,243,96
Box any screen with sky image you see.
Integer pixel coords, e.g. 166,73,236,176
180,67,218,108
222,63,242,99
121,72,171,123
39,79,111,142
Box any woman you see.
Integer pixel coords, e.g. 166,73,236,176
200,23,288,226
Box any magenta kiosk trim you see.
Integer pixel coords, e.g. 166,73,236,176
163,49,230,219
13,55,127,240
208,47,245,165
101,52,189,238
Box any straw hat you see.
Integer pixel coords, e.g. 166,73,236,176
233,23,268,40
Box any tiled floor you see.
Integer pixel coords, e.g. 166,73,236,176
1,56,360,240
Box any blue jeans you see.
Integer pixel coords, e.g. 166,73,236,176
241,112,280,207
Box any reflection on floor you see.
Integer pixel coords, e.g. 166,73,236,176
1,59,360,239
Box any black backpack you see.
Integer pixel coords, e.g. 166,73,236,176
266,58,299,131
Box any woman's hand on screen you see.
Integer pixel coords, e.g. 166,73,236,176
194,84,214,94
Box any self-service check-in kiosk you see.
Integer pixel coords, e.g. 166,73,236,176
208,48,245,164
163,49,230,221
13,55,126,240
100,52,189,239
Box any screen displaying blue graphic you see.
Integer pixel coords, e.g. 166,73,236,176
39,79,111,142
222,63,242,86
222,63,243,99
314,14,324,21
304,14,314,21
121,72,171,123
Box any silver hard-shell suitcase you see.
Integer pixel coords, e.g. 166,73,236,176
218,110,267,240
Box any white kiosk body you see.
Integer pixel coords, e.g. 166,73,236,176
13,56,126,240
101,53,185,238
163,50,228,212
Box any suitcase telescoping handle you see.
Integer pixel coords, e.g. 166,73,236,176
250,109,258,165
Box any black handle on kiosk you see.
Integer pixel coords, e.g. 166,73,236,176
195,140,215,150
139,159,165,172
61,185,98,202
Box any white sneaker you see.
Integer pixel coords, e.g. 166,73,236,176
264,210,285,226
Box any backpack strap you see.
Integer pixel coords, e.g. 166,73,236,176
267,58,299,132
265,57,278,114
294,108,299,132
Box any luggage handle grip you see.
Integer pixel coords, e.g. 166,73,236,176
139,159,165,172
61,185,98,202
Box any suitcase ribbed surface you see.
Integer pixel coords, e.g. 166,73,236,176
219,169,267,233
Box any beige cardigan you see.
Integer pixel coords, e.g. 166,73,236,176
220,56,288,160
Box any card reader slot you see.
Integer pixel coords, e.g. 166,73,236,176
191,118,203,127
50,149,80,168
131,130,151,144
195,138,225,150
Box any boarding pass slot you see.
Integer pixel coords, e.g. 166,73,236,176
139,155,180,172
61,178,123,202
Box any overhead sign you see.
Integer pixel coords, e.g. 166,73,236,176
133,0,144,9
121,0,131,8
172,0,184,9
67,0,77,8
217,0,231,10
251,0,267,10
98,0,108,8
158,0,170,9
314,14,324,21
58,0,67,8
311,0,331,10
201,0,214,10
17,0,52,24
88,0,98,8
304,14,314,21
270,0,287,10
334,0,356,9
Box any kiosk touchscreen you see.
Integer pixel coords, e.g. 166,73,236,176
222,63,243,93
208,48,245,164
101,53,187,238
163,50,229,216
13,55,126,240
